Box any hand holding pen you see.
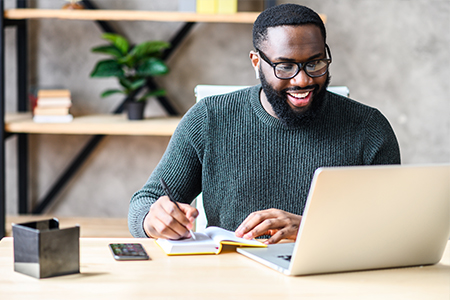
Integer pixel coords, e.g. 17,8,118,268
158,178,196,240
143,178,198,240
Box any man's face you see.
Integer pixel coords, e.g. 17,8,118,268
252,25,330,127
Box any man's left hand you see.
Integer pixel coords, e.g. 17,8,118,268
235,209,302,244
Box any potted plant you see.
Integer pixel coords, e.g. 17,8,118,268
90,33,170,120
62,0,84,9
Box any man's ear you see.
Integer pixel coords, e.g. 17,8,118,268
249,51,260,79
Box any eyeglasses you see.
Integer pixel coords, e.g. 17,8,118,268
256,44,332,79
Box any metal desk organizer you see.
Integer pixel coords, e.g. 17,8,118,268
12,218,80,278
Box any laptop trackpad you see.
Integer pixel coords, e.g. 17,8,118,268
238,243,295,271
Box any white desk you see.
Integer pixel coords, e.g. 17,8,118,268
1,238,449,299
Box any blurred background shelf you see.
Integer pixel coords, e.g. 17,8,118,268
5,113,180,136
4,9,261,23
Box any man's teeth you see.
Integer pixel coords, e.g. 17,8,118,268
289,91,310,99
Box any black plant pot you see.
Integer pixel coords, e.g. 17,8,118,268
127,101,146,120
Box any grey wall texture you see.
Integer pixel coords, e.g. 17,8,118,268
4,0,450,217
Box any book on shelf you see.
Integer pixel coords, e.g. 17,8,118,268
196,0,237,14
155,226,267,255
196,0,217,14
37,89,71,98
33,107,70,116
35,89,72,107
217,0,237,14
32,88,73,123
33,114,74,123
36,98,72,108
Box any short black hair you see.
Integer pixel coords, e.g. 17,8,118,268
253,4,327,50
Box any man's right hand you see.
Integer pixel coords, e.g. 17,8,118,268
143,196,198,240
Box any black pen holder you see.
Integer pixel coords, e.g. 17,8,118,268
12,218,80,279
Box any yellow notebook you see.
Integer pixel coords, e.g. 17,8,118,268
155,226,267,255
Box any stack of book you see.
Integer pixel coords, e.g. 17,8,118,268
33,89,73,123
179,0,238,14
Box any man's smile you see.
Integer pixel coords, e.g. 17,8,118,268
286,89,314,109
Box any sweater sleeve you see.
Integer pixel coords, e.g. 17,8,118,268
128,102,207,238
362,109,401,165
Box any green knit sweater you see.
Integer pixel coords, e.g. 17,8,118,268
128,85,400,238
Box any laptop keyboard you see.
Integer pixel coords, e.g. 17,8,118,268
277,255,292,261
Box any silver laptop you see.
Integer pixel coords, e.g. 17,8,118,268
237,164,450,276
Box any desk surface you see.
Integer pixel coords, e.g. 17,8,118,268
1,237,449,299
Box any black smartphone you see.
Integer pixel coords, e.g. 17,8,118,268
109,243,150,261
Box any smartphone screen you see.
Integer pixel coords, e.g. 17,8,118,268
109,243,150,260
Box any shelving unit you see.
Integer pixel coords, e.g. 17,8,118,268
0,1,267,239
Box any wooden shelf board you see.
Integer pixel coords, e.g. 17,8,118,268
4,9,326,24
4,9,260,23
5,113,180,136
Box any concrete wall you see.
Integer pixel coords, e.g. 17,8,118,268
5,0,449,217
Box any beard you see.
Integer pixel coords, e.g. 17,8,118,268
260,69,331,128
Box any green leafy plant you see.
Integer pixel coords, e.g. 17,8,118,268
90,33,170,102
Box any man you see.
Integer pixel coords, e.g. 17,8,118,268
128,4,400,244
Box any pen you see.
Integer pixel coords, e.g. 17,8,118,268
159,178,196,240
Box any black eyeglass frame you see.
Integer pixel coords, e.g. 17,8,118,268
256,44,332,79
